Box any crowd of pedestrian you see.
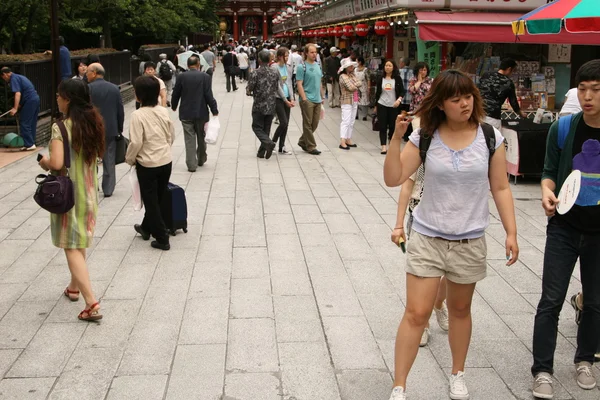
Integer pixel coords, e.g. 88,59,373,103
1,35,598,400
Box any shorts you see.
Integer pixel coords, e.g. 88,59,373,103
406,231,487,284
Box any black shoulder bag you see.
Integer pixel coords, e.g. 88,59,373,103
33,120,75,214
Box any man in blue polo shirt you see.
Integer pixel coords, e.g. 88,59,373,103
59,36,72,81
1,67,41,151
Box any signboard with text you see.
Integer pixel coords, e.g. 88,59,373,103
325,0,355,24
389,0,549,11
416,27,441,77
353,0,389,17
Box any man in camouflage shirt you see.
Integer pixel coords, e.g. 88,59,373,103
247,50,288,159
478,58,526,130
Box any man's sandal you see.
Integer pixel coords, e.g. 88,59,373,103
64,287,80,302
78,303,102,321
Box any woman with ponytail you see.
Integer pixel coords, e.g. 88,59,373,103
38,78,105,321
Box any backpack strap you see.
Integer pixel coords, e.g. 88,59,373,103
480,123,497,165
557,114,573,150
418,132,433,165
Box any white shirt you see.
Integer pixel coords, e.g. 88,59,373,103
560,88,582,116
409,126,504,240
291,53,303,74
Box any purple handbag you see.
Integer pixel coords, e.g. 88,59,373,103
33,120,75,214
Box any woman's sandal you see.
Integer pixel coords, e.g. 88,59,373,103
78,302,103,321
64,287,80,302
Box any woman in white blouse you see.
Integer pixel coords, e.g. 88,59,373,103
383,70,519,400
126,75,174,251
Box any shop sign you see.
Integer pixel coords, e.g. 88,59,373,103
325,0,355,24
353,0,389,17
416,27,441,77
389,0,548,11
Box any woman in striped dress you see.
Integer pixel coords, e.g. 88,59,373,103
38,79,105,321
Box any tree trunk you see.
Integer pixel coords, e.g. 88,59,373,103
22,3,39,53
103,18,112,48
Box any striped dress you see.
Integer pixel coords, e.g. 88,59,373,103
49,120,98,249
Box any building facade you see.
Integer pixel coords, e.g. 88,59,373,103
217,0,289,42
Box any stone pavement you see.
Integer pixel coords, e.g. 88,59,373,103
0,70,597,400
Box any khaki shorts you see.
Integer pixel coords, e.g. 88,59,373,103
406,231,487,284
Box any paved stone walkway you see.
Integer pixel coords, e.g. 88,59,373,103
0,71,597,400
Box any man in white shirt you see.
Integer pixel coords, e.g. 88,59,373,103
290,46,304,99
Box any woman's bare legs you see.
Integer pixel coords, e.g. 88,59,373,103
64,248,97,308
446,279,476,374
434,276,447,309
393,274,441,388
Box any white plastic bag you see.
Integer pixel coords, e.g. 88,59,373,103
129,167,143,211
320,107,325,120
204,116,220,144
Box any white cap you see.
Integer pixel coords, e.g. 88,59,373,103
330,47,338,53
159,53,167,59
338,57,358,73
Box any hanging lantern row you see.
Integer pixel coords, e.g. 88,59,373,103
286,21,391,37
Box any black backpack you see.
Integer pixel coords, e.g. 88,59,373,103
419,123,496,166
248,47,256,61
158,61,173,81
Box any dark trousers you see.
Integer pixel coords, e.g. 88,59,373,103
532,217,600,376
19,96,40,147
225,72,237,92
181,119,208,171
240,68,249,81
272,98,290,151
136,162,172,244
252,112,275,154
378,105,399,146
102,136,117,196
398,104,413,140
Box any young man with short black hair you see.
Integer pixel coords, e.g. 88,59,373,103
478,58,526,130
532,59,600,399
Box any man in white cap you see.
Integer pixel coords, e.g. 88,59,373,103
324,47,341,108
158,53,176,106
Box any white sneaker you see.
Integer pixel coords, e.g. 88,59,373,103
389,386,407,400
434,301,449,331
449,371,470,400
419,328,430,347
26,145,37,151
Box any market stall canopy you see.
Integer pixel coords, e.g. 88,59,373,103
416,11,600,45
512,0,600,35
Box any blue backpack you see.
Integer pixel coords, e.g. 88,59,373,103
557,114,574,150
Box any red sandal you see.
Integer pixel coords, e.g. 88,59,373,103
78,302,103,321
64,287,80,302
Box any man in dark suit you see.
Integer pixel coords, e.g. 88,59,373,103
221,46,238,93
87,63,125,197
171,56,219,172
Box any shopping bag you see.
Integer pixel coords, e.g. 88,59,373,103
115,136,129,165
129,167,143,211
204,116,220,144
320,107,325,120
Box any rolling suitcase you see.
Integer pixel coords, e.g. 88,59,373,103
162,182,188,236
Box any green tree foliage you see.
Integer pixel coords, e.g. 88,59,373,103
0,0,223,54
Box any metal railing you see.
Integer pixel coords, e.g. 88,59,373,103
1,51,133,116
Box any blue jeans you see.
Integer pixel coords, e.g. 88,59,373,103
531,217,600,376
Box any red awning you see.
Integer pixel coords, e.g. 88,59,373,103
416,11,600,45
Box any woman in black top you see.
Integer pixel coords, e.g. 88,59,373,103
375,60,404,154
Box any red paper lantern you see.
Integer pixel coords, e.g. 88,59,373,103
333,26,344,37
342,25,354,36
318,28,327,37
327,27,335,36
374,20,390,36
355,23,369,37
